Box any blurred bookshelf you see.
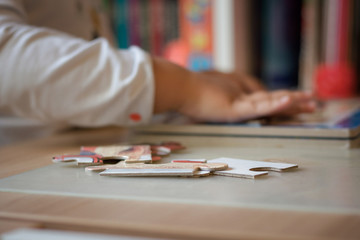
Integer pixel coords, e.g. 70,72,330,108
111,0,360,98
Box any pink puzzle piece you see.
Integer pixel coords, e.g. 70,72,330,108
52,142,186,166
53,145,152,165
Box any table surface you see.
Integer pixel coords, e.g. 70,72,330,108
1,127,360,240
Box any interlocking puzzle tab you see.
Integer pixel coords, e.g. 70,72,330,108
208,158,298,179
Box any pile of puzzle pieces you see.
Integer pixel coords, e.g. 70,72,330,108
52,142,298,179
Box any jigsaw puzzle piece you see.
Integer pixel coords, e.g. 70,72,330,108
151,146,171,156
87,162,227,177
99,168,206,177
171,159,207,163
137,141,186,158
104,169,212,177
82,145,152,164
52,145,153,166
208,158,298,179
85,161,127,172
52,154,103,166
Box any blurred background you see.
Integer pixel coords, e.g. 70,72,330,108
1,0,359,147
111,0,360,99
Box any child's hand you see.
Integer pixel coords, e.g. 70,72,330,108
181,71,316,122
152,57,316,122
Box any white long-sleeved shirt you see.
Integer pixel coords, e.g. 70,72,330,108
0,0,155,127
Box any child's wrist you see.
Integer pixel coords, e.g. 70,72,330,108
178,71,202,114
152,57,194,113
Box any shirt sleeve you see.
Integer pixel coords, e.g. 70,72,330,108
0,0,155,127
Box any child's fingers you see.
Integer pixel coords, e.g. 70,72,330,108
227,91,315,122
270,90,316,115
269,90,314,102
224,93,292,122
251,90,316,114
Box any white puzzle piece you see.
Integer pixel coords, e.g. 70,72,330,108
99,168,211,177
208,157,298,179
89,162,226,178
100,168,195,177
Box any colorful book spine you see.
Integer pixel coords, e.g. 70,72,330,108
138,0,151,52
129,0,141,47
299,0,321,92
162,0,184,65
113,0,129,49
315,0,356,99
213,0,235,72
261,0,302,90
163,0,179,46
352,0,360,94
179,0,213,71
150,0,164,56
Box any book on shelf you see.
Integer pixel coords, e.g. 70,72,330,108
110,0,359,94
260,0,302,90
299,0,323,92
112,0,214,71
232,0,359,95
300,0,359,99
168,0,214,71
112,0,129,49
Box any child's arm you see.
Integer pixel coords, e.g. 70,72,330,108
152,57,315,122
